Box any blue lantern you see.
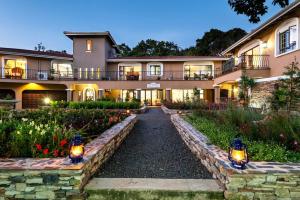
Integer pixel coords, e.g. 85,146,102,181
69,134,84,164
228,138,248,170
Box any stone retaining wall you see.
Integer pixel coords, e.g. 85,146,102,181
0,115,137,200
167,110,300,200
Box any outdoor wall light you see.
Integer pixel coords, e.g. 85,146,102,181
69,134,84,164
261,42,268,49
44,97,51,105
228,138,248,170
126,109,131,114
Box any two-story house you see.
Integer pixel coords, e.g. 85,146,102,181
1,1,299,110
0,32,226,109
215,0,300,108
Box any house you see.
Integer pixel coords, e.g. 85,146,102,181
215,0,300,108
0,1,299,110
0,32,226,109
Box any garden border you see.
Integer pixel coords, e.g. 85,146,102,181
162,105,300,199
0,114,137,199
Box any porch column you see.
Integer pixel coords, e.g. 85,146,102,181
98,89,104,99
14,89,22,110
66,89,73,102
136,89,141,100
214,86,220,104
166,88,171,102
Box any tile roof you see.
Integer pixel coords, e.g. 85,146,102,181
0,47,73,60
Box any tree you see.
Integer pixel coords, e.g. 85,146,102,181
117,43,131,57
228,0,289,23
129,39,182,56
238,75,256,107
184,28,247,56
34,42,46,51
269,59,300,114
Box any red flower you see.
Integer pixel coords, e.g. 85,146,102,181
43,149,49,155
53,149,59,157
60,139,68,147
35,144,42,151
60,151,65,156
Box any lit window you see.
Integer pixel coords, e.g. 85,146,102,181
84,88,95,101
147,63,163,76
86,40,92,52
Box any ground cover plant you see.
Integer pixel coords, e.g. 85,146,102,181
186,106,300,162
0,108,129,158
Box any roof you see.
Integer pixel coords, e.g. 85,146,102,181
64,31,118,47
222,0,300,55
107,56,228,62
0,47,73,60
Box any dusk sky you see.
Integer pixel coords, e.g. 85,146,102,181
0,0,283,53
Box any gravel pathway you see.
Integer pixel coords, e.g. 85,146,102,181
96,108,212,179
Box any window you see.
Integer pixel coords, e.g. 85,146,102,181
147,63,163,76
183,65,213,80
84,88,95,101
149,65,161,76
279,26,297,54
86,40,92,52
3,58,27,79
276,18,299,56
51,62,73,78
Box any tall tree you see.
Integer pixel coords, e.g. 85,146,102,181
184,28,247,56
117,43,131,56
129,39,182,56
228,0,289,23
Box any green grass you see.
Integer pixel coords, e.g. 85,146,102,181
185,114,300,162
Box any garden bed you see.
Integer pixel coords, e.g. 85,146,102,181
0,112,137,199
0,108,129,158
164,105,300,199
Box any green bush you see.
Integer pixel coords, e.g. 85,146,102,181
186,114,300,162
67,101,141,109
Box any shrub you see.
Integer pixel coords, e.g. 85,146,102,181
67,101,140,109
186,114,300,162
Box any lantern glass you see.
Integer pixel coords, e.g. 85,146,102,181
70,145,84,157
69,134,84,164
228,138,248,170
231,149,246,162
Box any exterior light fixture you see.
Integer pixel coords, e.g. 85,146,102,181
126,109,130,114
261,42,268,49
69,134,84,164
228,138,248,170
44,97,51,105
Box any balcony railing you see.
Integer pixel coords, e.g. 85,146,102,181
217,55,270,77
0,68,219,81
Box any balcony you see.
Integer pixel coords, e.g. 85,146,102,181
216,55,270,77
0,68,219,81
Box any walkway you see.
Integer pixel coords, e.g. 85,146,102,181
96,108,212,179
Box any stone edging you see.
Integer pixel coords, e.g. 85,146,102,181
0,115,137,199
166,106,300,199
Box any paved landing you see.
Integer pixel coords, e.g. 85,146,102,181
86,178,224,200
96,108,212,179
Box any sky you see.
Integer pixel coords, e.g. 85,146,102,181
0,0,284,53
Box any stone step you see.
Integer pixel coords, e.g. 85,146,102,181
85,178,224,200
